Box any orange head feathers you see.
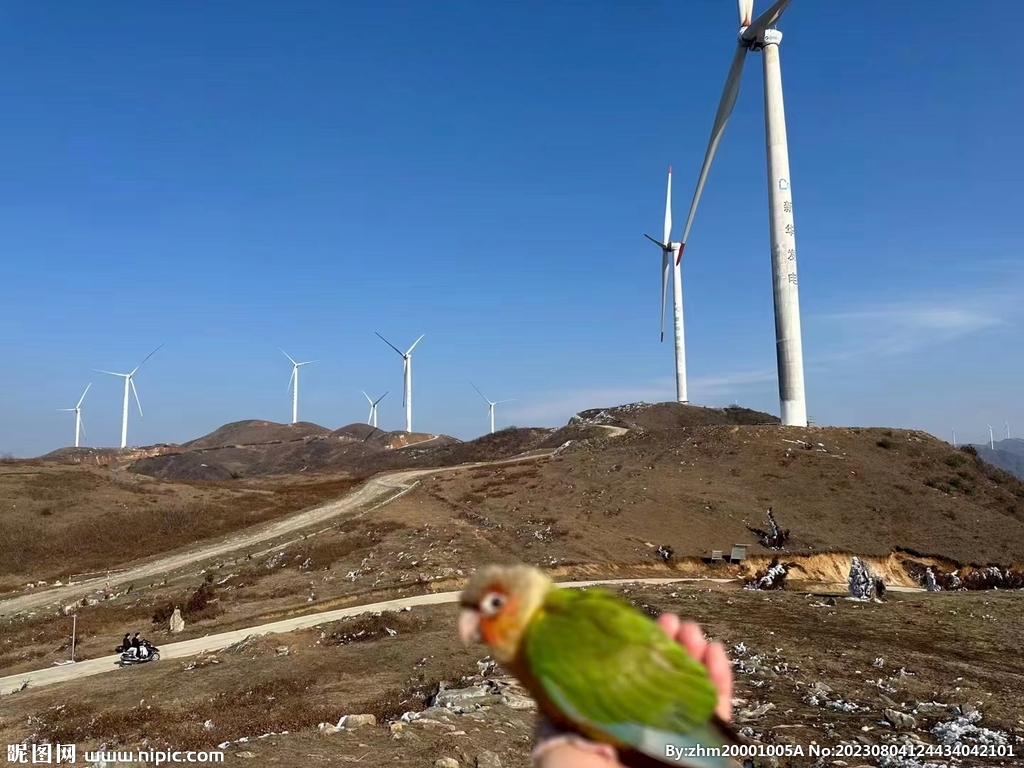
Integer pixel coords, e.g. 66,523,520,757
458,564,552,665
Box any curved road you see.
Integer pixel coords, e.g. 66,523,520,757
0,577,719,696
0,576,926,697
2,424,629,618
0,452,558,618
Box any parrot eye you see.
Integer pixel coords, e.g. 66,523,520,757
480,592,507,616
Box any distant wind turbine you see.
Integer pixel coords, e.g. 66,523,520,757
675,0,808,426
469,381,516,435
281,349,318,425
1007,421,1011,440
58,383,92,448
951,428,956,448
362,390,388,428
643,166,688,403
94,344,163,449
375,332,425,433
987,424,994,450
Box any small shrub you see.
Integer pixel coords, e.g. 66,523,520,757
876,438,894,450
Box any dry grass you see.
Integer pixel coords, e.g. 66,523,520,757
0,465,363,592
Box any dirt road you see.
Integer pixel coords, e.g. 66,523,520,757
0,576,928,697
0,452,556,618
0,577,720,696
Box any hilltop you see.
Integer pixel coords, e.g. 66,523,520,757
391,403,1024,568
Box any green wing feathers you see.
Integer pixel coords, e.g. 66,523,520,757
523,587,724,745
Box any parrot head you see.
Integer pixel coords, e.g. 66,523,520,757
458,564,552,665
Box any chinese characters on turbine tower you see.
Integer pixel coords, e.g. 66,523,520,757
780,191,797,286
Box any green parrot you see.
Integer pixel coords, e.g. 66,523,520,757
458,564,744,768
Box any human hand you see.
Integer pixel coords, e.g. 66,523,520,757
530,614,734,767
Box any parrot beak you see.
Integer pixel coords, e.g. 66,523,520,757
458,609,481,645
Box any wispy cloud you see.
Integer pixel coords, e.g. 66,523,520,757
812,301,1011,362
509,271,1024,426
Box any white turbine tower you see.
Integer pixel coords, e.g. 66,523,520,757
469,381,516,435
675,0,807,426
987,424,995,450
362,390,388,428
1007,421,1011,440
59,383,92,448
281,349,318,425
94,344,163,449
644,166,688,403
376,333,423,436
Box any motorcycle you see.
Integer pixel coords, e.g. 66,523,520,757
118,639,161,666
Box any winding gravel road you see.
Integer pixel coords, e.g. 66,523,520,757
0,452,556,618
0,577,724,696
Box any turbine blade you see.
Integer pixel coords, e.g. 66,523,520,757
643,233,667,249
363,391,374,405
375,391,389,405
660,249,670,343
79,416,87,440
94,369,127,377
297,360,319,366
663,166,673,244
495,399,517,404
375,332,405,356
131,378,143,418
676,43,749,266
280,348,298,366
76,382,92,408
405,333,426,356
738,0,754,27
58,408,75,411
741,0,793,42
288,367,296,392
130,343,164,376
469,380,489,404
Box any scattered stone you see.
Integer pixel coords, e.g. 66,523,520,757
435,759,461,768
476,751,502,768
338,713,376,729
883,709,917,731
275,646,290,656
235,751,256,759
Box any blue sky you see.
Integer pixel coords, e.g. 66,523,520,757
1,1,1021,457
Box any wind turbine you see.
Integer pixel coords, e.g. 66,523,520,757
375,332,425,433
1007,421,1011,440
281,349,318,425
59,383,92,448
94,344,163,449
644,166,688,404
674,0,807,426
987,424,994,450
362,390,388,428
469,381,516,435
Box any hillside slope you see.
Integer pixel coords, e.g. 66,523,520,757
409,409,1024,567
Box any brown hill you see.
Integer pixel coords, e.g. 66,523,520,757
406,408,1024,568
570,401,781,430
182,420,332,450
